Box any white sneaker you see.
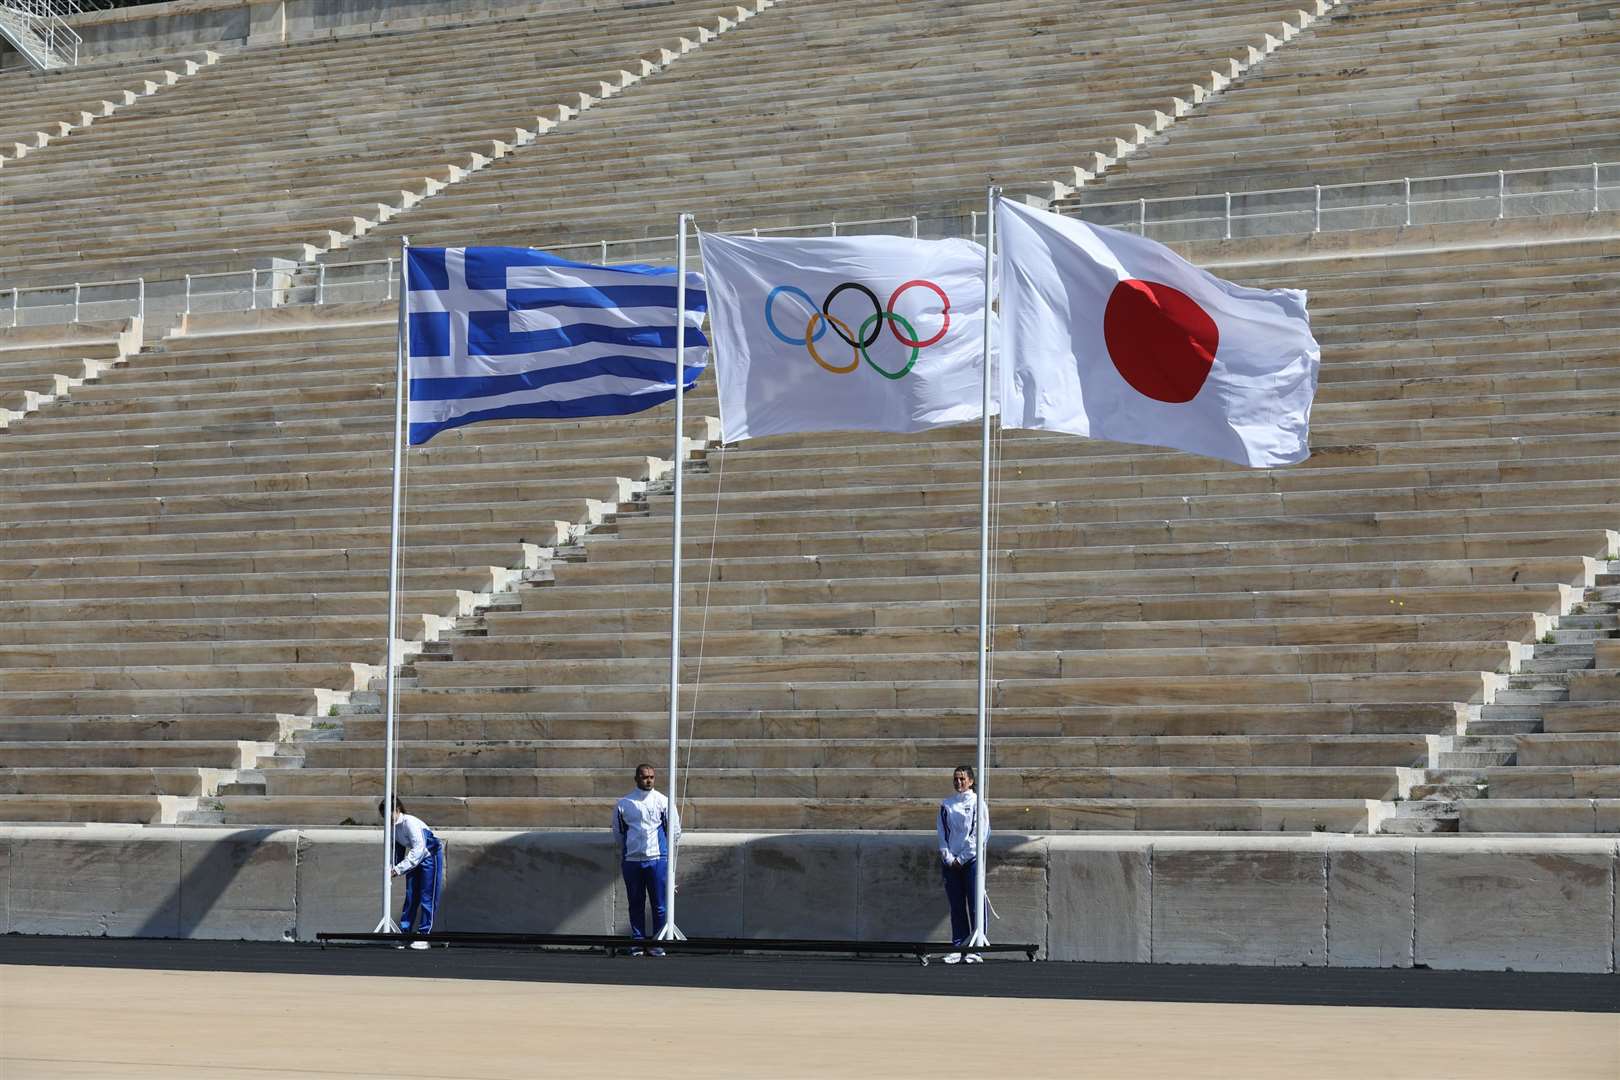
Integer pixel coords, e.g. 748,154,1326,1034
409,940,430,951
942,952,962,964
964,953,983,964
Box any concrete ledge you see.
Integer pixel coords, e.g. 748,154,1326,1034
173,302,392,338
0,827,1613,972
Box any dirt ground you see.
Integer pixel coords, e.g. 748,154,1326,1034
2,963,1616,1080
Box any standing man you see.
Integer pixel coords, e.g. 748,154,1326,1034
381,796,444,949
612,763,681,956
937,765,987,964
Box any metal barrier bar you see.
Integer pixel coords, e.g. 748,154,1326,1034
315,930,1039,963
12,161,1616,329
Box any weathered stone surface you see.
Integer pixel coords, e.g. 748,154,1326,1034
739,834,858,940
440,830,615,935
1415,841,1616,973
853,832,947,943
1047,837,1151,962
1327,841,1414,968
294,828,402,941
0,836,10,934
10,827,183,936
1151,840,1328,965
666,835,743,938
177,828,296,940
985,836,1048,955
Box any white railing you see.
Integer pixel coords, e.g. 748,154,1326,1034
1065,161,1618,243
0,0,83,68
179,214,929,311
1,277,142,328
5,161,1614,330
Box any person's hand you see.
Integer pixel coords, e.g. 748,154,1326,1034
389,867,400,878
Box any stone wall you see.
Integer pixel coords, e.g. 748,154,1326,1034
4,826,1615,972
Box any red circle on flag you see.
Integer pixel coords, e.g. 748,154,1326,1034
1102,279,1218,403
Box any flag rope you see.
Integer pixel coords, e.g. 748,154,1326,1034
678,436,728,819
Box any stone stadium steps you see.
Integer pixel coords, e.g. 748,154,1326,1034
388,672,1496,715
492,586,1572,638
300,734,1433,770
2,687,341,718
0,543,546,582
0,320,141,428
0,303,719,829
1057,0,1618,205
0,715,303,742
334,703,1467,741
0,768,233,797
238,765,1413,801
0,0,769,287
190,794,1384,832
1459,798,1620,833
586,522,1614,567
0,639,400,669
0,51,218,164
0,795,191,824
0,662,379,693
408,642,1516,688
452,615,1537,659
339,0,1324,257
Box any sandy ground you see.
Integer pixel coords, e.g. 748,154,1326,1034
1,964,1616,1080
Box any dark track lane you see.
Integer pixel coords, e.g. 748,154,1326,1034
3,935,1616,1013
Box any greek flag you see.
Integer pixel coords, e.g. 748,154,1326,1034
405,246,707,445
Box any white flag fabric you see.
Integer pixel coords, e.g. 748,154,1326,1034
699,232,988,442
996,198,1318,467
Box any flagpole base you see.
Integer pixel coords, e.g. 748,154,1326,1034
965,929,990,948
654,922,687,942
374,917,400,933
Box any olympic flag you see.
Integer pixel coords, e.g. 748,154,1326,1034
996,198,1318,468
698,232,988,441
406,246,707,445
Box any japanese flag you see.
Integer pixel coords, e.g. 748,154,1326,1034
996,198,1319,468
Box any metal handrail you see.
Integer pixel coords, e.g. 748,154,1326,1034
4,160,1613,330
0,0,83,67
1067,161,1616,241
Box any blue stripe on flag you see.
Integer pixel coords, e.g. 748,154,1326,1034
411,356,706,402
409,311,451,358
463,314,707,358
463,246,691,288
408,249,449,291
507,284,708,313
408,385,692,445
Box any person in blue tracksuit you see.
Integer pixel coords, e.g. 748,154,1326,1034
381,797,444,949
937,765,988,964
612,763,681,956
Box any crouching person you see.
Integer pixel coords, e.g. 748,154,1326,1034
382,796,444,948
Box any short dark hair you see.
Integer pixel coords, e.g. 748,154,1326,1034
378,796,405,818
954,765,975,781
634,763,656,777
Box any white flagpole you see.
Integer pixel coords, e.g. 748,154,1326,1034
967,190,999,951
656,215,691,943
376,235,410,933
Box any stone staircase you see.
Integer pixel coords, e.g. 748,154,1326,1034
1383,560,1618,833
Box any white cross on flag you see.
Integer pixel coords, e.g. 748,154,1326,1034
996,198,1319,468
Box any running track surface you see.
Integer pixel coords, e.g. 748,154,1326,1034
3,935,1615,1012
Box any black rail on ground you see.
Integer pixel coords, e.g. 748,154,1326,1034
315,930,1038,962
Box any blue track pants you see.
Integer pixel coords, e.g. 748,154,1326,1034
621,857,669,940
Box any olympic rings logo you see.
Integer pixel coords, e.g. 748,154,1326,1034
763,279,950,380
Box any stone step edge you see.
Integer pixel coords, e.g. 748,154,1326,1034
1031,0,1341,203
0,51,221,169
